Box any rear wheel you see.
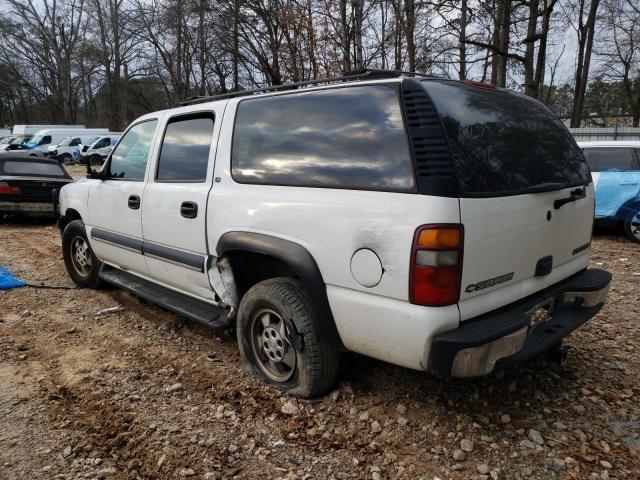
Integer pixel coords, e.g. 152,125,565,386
59,153,73,165
623,211,640,244
237,277,339,398
62,219,103,288
89,154,103,166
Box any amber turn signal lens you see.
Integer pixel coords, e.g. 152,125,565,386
417,228,461,249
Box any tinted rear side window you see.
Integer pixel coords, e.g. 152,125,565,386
582,148,639,171
157,115,214,182
422,81,590,195
231,85,416,192
2,161,68,177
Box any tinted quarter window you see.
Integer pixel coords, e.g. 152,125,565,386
69,138,81,147
94,138,110,149
3,161,67,177
108,120,157,181
582,148,638,172
232,85,416,192
422,81,590,195
157,115,214,182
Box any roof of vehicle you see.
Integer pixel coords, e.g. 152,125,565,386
0,155,73,179
577,140,640,148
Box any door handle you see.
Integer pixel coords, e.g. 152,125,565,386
180,201,198,219
128,195,140,210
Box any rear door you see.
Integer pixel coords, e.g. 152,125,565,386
422,80,593,320
141,107,223,301
582,147,640,218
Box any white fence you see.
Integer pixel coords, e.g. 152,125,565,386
569,127,640,141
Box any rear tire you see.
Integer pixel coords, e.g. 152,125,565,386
623,211,640,244
237,277,339,398
60,153,73,165
62,219,104,288
89,154,103,166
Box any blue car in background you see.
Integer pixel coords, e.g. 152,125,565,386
579,141,640,244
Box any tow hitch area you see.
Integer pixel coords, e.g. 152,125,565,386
428,268,612,378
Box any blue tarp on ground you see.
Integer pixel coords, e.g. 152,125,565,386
0,266,25,290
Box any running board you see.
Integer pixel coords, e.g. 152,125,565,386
99,266,229,330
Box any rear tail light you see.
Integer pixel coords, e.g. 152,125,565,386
0,181,21,195
410,224,463,306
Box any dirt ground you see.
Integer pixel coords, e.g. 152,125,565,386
0,167,639,479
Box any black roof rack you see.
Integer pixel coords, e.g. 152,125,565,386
177,68,436,106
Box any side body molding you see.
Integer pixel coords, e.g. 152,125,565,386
216,231,343,348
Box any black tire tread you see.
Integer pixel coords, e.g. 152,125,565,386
62,219,104,289
237,277,338,398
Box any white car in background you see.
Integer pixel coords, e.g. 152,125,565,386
78,134,121,165
46,135,99,164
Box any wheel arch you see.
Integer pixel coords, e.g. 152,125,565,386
614,196,640,223
216,231,343,348
58,208,83,232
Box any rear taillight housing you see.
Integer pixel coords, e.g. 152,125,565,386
0,181,21,195
409,224,463,306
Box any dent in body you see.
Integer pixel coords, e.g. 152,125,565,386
207,256,239,309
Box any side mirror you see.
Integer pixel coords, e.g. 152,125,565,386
86,162,107,180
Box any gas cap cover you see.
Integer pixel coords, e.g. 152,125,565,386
350,248,383,287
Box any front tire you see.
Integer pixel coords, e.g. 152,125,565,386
60,153,73,165
89,154,103,166
624,211,640,244
237,278,339,398
62,219,103,288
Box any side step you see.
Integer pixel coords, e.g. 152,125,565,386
99,266,229,330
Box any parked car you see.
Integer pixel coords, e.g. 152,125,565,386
13,128,109,153
58,70,611,397
0,135,32,151
12,124,86,136
78,134,121,165
578,141,640,244
46,135,99,164
0,156,73,218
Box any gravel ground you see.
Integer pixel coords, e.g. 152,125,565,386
0,169,638,480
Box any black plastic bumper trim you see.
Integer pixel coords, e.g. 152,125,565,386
428,268,612,377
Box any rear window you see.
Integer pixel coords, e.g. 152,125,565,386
582,148,639,171
2,160,68,177
422,81,590,195
231,85,416,192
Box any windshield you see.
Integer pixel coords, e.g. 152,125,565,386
422,80,590,196
25,135,43,148
10,136,31,145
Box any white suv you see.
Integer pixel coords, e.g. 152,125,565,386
57,70,611,397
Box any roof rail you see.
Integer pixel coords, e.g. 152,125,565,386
177,68,436,106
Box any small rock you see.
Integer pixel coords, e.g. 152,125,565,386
203,473,221,480
599,460,612,469
460,438,474,452
500,414,511,424
96,468,116,479
372,472,382,480
452,449,466,461
550,458,565,472
371,421,382,433
179,468,195,477
281,400,298,415
477,464,490,475
157,454,166,467
330,390,340,401
62,446,72,458
397,417,408,426
396,404,407,415
359,411,370,421
528,429,544,446
166,383,183,393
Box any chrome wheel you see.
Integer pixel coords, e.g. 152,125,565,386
70,236,92,277
250,308,297,382
631,212,640,241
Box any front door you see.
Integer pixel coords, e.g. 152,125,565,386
87,119,160,276
141,109,222,301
